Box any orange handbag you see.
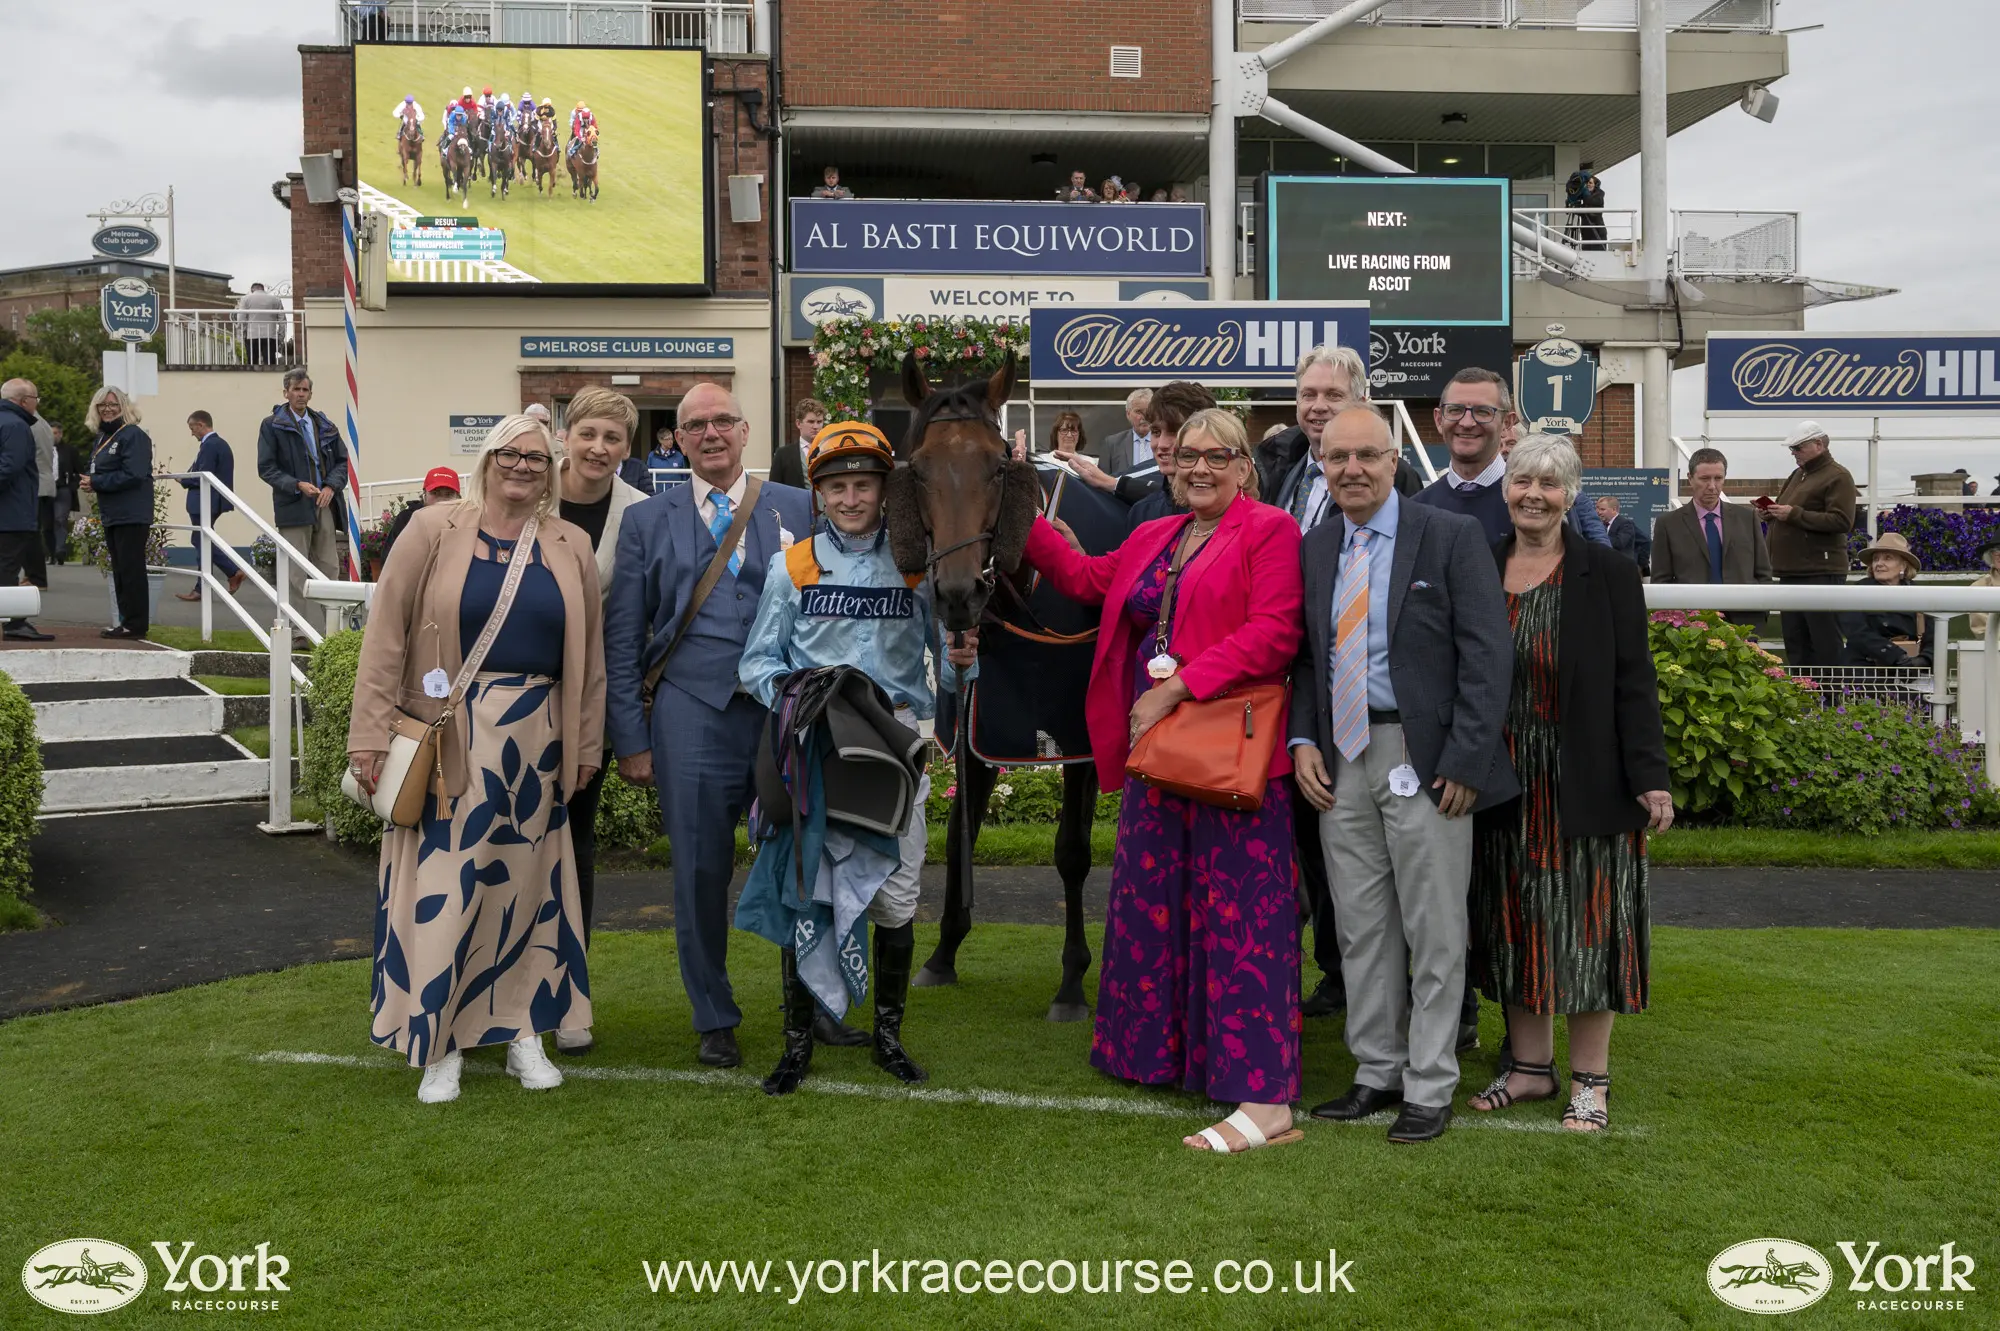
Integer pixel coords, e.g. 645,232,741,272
1125,682,1289,812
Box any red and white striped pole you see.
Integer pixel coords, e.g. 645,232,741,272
339,203,365,579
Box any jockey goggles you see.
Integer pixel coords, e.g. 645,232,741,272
807,421,895,483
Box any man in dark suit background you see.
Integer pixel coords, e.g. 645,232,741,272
1289,406,1516,1144
1594,495,1650,572
176,411,246,599
1092,388,1151,477
767,397,823,490
1650,446,1771,630
605,383,814,1071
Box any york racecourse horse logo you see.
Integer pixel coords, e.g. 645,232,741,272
32,1248,140,1294
1715,1248,1825,1296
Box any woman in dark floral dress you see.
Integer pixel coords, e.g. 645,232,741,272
1020,404,1305,1154
1468,435,1673,1132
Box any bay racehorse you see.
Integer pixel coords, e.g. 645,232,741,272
884,351,1119,1022
568,128,600,200
488,119,515,199
439,131,472,205
525,119,562,196
397,120,424,186
466,108,490,180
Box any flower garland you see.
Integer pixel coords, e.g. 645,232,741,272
811,317,1031,421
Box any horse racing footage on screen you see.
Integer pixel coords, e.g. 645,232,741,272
353,44,708,291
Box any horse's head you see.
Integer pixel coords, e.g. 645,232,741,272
885,351,1036,634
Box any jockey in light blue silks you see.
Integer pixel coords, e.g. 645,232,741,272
734,421,974,1097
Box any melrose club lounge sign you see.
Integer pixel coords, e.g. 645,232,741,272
1029,301,1370,387
1707,330,2000,415
790,199,1207,278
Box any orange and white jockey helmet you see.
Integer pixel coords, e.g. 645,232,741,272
807,421,896,484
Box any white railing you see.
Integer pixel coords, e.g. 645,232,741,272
1675,210,1799,278
164,309,308,371
1646,583,2000,784
1516,206,1639,256
336,0,755,51
1389,399,1439,484
158,473,333,674
1239,0,1776,31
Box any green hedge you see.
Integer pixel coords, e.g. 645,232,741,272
0,669,44,924
300,631,383,849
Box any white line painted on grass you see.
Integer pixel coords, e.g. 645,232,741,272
251,1051,1648,1134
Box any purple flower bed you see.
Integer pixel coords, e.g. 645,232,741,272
1846,505,2000,572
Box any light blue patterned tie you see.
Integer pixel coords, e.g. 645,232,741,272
1330,529,1371,762
709,492,740,575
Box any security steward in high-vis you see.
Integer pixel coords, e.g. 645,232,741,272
736,421,977,1094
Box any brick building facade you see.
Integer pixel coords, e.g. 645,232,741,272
780,1,1211,114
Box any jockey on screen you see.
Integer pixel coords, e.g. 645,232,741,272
568,103,597,157
393,94,424,133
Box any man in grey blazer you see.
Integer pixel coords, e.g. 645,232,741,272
1290,407,1516,1143
1092,388,1152,476
1650,446,1771,629
605,383,814,1070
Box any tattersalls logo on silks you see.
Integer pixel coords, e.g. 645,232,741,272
1707,1238,1831,1314
21,1239,149,1314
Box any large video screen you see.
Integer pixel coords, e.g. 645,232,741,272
354,44,708,292
1262,176,1509,325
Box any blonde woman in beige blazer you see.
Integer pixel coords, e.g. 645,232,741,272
348,414,606,1104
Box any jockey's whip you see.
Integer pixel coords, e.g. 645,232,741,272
952,629,974,912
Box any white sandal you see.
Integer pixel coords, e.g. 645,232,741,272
1188,1108,1306,1154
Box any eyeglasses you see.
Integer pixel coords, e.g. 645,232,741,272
678,414,743,436
492,447,552,473
1173,446,1240,469
1440,402,1501,423
1322,447,1393,468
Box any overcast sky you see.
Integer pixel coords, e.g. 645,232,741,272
4,0,1993,487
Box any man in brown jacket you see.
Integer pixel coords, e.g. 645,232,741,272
1765,421,1857,668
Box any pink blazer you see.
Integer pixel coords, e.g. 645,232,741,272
1023,495,1304,792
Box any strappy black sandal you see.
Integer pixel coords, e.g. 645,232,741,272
1563,1069,1612,1132
1467,1059,1559,1112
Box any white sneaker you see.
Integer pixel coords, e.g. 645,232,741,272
554,1026,594,1055
417,1051,463,1103
506,1034,563,1090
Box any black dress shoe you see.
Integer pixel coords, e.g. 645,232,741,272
3,624,53,641
696,1028,740,1068
813,1010,869,1047
1300,974,1346,1018
1388,1102,1453,1143
100,626,139,640
1310,1082,1403,1121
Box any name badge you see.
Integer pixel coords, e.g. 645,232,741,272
1388,764,1421,798
800,584,914,620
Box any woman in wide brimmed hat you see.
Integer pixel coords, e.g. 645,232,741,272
1840,531,1940,668
1967,533,2000,638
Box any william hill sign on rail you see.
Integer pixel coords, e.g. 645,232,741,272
1707,330,2000,416
1028,301,1370,386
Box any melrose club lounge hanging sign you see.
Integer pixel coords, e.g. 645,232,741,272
1707,330,2000,415
790,199,1207,278
1028,301,1370,387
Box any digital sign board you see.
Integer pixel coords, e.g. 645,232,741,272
1261,176,1511,326
354,45,709,293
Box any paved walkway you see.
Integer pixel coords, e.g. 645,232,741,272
3,802,1995,1021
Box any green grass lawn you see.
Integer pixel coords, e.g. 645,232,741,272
3,925,1994,1328
146,627,271,654
195,674,270,696
354,46,706,285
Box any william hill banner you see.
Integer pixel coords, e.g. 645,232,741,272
1707,330,2000,416
1028,301,1370,386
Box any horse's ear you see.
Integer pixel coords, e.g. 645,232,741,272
985,352,1018,419
990,458,1042,576
883,464,931,575
901,352,931,409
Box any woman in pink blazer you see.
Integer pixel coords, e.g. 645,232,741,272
1022,407,1305,1154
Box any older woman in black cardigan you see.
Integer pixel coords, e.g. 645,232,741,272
1466,434,1672,1133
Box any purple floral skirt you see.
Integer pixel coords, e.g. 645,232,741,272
1091,776,1302,1104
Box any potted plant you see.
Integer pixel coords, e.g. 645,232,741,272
359,520,391,581
73,481,174,629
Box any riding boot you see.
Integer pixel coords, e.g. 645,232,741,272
761,948,815,1096
871,922,928,1084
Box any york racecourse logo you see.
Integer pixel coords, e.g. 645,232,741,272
1707,1238,1831,1314
21,1239,149,1314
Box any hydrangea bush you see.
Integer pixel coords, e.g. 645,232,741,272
1649,610,1813,813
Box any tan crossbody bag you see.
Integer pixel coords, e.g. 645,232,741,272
343,516,541,827
642,477,763,718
